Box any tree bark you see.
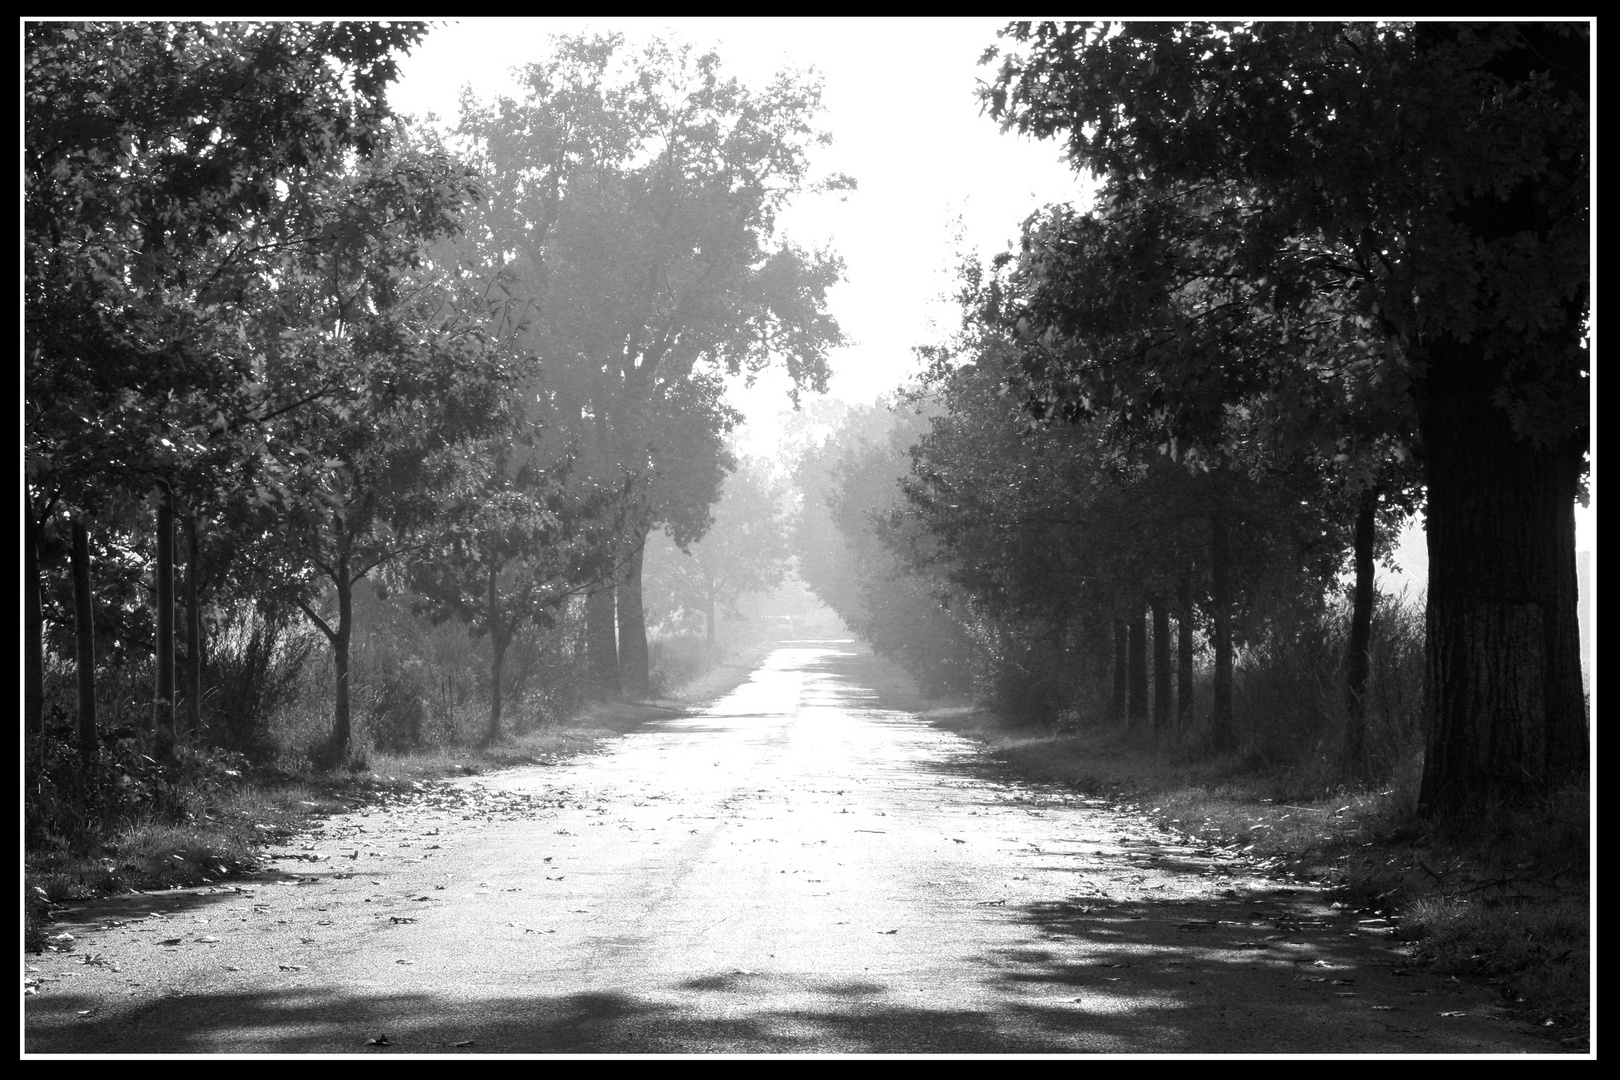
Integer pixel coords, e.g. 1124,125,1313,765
1415,335,1587,815
618,540,650,700
1151,596,1171,734
184,511,203,742
25,494,45,743
331,561,353,757
72,520,97,764
1111,621,1128,725
1344,487,1377,780
1177,574,1195,728
586,586,621,699
1210,510,1235,752
153,485,176,757
486,555,504,746
1127,606,1148,725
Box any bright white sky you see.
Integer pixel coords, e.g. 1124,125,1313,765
388,18,1592,590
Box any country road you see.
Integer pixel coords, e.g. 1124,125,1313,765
24,640,1558,1055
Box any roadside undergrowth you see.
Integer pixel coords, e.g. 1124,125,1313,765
925,705,1591,1047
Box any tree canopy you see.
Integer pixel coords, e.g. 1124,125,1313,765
982,20,1588,810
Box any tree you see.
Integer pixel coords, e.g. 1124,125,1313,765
243,142,504,757
984,21,1587,810
643,458,793,647
25,21,430,751
454,33,848,698
794,399,977,698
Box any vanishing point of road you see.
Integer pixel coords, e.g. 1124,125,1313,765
25,641,1558,1055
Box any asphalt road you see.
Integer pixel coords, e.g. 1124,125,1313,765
25,640,1560,1055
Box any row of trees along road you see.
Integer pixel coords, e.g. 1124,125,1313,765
640,457,795,648
976,21,1588,814
25,24,847,765
451,34,848,701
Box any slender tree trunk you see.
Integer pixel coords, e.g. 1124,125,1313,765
1344,488,1377,780
1210,510,1235,752
25,494,45,743
1177,574,1195,728
705,574,718,649
72,520,97,764
489,636,510,749
487,556,504,746
1415,335,1587,816
586,586,621,699
331,550,354,757
153,485,176,758
1127,606,1148,725
184,511,203,742
618,540,650,700
1151,596,1171,734
1111,621,1128,724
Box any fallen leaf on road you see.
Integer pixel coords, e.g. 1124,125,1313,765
225,966,242,972
278,964,303,972
880,929,899,934
453,1040,474,1047
1439,1011,1469,1018
365,1034,391,1046
196,936,220,943
158,938,183,946
389,917,417,925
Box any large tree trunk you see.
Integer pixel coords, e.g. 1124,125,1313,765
1209,510,1235,752
153,485,176,758
1177,575,1195,728
1111,621,1128,724
1344,488,1377,780
184,511,203,742
72,520,97,764
618,541,650,700
25,494,45,743
331,566,353,757
1151,596,1171,734
1127,606,1148,725
586,586,621,699
1415,336,1587,816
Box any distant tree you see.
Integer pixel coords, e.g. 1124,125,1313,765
794,400,977,697
455,33,848,698
643,458,793,647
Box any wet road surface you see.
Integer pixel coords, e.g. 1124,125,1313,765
24,641,1559,1055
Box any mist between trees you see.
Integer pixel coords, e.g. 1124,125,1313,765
25,21,1587,863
